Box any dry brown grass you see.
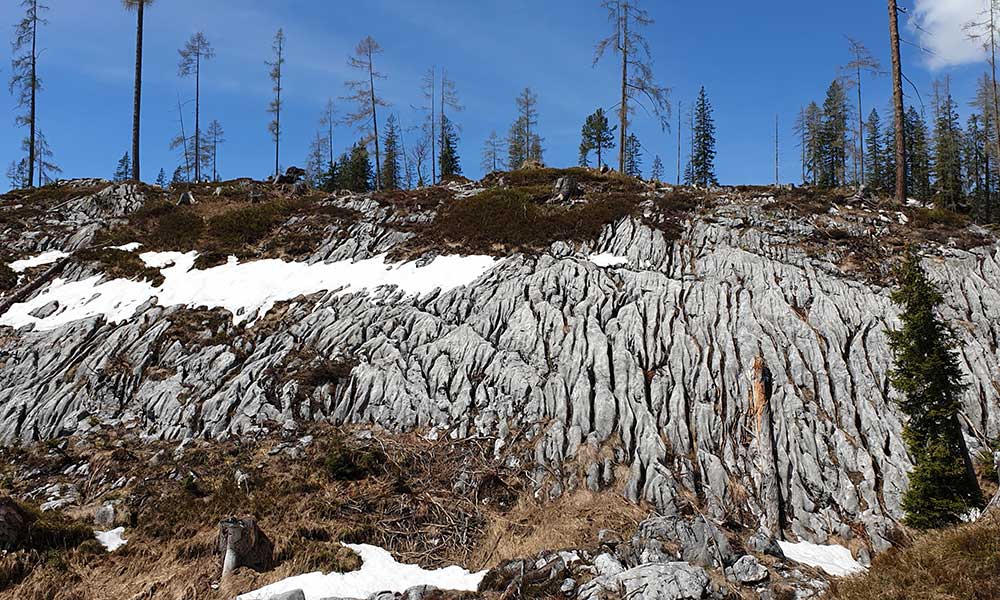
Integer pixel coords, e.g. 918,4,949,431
0,423,532,600
831,513,1000,600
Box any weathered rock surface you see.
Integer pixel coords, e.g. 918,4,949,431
2,181,999,554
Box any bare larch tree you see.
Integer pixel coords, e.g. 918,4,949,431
10,0,48,188
343,36,388,190
594,0,670,173
965,0,1000,177
267,28,285,178
843,36,883,186
123,0,154,181
178,32,215,182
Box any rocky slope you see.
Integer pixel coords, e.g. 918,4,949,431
1,173,998,588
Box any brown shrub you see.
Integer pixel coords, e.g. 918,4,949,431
207,202,290,248
0,263,15,291
74,248,164,286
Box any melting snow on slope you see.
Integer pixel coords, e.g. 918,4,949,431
237,543,486,600
94,527,128,552
8,249,69,273
589,252,629,267
777,540,866,576
0,250,497,331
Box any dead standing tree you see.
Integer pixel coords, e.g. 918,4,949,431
965,0,1000,185
888,0,906,204
10,0,48,189
267,28,285,179
178,32,214,182
594,0,670,174
343,36,388,190
843,37,883,186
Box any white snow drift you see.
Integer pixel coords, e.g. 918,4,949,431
9,249,68,273
236,543,485,600
777,540,866,577
1,250,498,331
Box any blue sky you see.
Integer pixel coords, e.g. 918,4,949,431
0,0,995,186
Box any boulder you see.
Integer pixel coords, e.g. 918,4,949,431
553,176,580,202
93,503,115,528
727,554,769,585
625,515,734,569
272,166,307,185
217,516,274,578
579,562,710,600
266,591,305,600
177,191,196,206
0,497,30,550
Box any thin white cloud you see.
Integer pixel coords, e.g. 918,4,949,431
911,0,990,69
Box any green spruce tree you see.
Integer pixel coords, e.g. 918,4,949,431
154,167,167,188
651,155,664,181
887,252,983,529
906,107,932,201
689,86,718,187
439,113,461,178
624,133,642,178
381,114,401,190
864,109,884,193
820,79,849,187
114,152,131,182
932,86,964,210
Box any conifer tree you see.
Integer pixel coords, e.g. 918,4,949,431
23,131,59,185
341,143,374,192
506,88,542,168
306,132,330,188
438,113,461,178
155,167,166,188
177,32,214,182
580,108,616,169
267,28,285,179
343,36,387,189
932,83,964,210
623,133,642,177
795,102,824,185
6,159,29,189
689,86,718,188
481,131,505,173
843,37,882,185
114,153,131,182
972,75,997,222
170,165,185,185
10,0,48,188
319,99,336,170
381,114,402,190
864,108,884,192
650,155,664,181
965,114,987,214
820,79,849,187
888,252,983,529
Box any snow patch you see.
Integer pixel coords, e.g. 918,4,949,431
589,253,629,267
0,251,497,331
236,543,486,600
111,242,143,252
777,540,865,577
9,250,68,273
95,527,128,552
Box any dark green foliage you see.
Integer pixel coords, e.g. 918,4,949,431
650,155,664,181
155,168,167,188
0,263,16,291
438,113,461,178
932,88,964,210
149,207,204,249
507,88,543,168
797,102,824,186
579,108,616,169
113,152,131,182
689,86,718,187
863,109,883,192
887,252,983,529
333,144,373,193
964,114,988,215
381,115,402,190
819,79,849,187
323,437,385,481
623,133,642,178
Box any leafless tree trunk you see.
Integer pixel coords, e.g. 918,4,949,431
888,0,907,203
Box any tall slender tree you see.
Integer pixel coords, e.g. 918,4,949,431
10,0,48,188
932,81,964,210
843,37,882,186
964,0,1000,181
343,36,387,189
623,133,642,177
689,86,718,187
507,89,543,168
114,153,131,182
864,108,884,194
820,79,850,187
439,114,461,178
155,167,166,188
651,155,664,181
267,28,285,179
319,99,336,169
888,0,907,203
381,114,402,190
594,0,670,173
123,0,153,181
177,32,214,182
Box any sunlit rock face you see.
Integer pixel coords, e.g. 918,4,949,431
2,181,998,547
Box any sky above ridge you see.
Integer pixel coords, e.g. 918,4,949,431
0,0,996,187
